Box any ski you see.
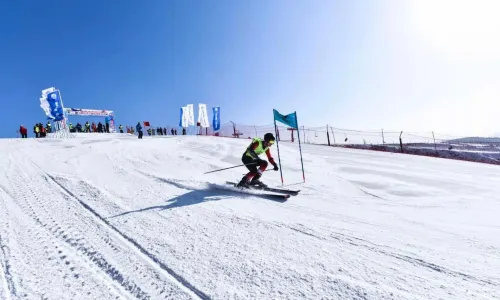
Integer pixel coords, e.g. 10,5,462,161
224,182,290,200
226,181,300,196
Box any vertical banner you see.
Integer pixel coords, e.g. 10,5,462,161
186,104,195,126
181,106,189,128
40,87,65,121
197,104,210,128
212,107,220,131
179,107,183,127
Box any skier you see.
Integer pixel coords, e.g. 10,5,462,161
237,133,279,188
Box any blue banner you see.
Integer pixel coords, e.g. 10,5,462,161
212,107,220,131
47,91,65,121
273,109,298,129
179,107,183,127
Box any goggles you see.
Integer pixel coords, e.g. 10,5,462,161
267,140,275,145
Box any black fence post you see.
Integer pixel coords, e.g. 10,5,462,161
326,125,331,146
399,131,404,153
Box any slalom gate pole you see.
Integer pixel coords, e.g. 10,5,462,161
203,162,257,174
295,113,306,182
274,120,284,185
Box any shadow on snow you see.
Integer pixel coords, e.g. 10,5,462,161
108,180,286,219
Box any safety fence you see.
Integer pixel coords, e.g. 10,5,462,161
211,122,500,165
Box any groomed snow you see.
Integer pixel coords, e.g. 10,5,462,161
0,133,499,299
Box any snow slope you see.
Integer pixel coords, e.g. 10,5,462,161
0,133,499,300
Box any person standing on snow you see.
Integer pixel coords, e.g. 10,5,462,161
237,133,279,188
105,117,110,133
136,122,143,139
19,125,28,138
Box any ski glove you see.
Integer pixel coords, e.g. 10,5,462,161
273,164,279,171
254,158,265,165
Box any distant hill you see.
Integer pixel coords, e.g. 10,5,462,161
448,137,500,144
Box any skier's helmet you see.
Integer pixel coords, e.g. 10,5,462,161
264,133,275,144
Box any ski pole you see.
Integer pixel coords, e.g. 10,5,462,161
203,163,257,174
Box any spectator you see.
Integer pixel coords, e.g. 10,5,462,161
46,122,52,133
163,128,167,135
40,124,46,138
34,124,40,138
119,125,124,133
92,122,97,133
171,128,174,135
136,122,143,139
19,125,28,138
105,117,110,133
97,122,103,133
182,128,186,135
85,121,91,133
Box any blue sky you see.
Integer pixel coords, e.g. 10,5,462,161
1,0,499,138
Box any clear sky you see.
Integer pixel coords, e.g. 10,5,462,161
1,0,499,138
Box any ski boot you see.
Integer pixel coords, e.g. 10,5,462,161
250,174,268,188
237,176,251,188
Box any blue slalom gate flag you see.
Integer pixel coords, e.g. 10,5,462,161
272,108,305,184
273,109,298,129
212,107,220,131
46,90,65,121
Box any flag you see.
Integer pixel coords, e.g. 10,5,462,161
179,107,183,127
181,107,189,127
198,104,210,128
187,104,195,126
46,90,65,121
143,121,150,126
272,109,305,184
273,109,298,129
212,107,220,131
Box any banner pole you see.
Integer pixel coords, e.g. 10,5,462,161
295,112,306,182
274,120,284,185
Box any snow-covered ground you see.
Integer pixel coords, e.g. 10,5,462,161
0,133,499,300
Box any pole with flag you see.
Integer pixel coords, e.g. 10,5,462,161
272,109,305,184
295,113,306,182
273,120,284,185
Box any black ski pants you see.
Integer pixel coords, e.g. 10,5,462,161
242,154,268,176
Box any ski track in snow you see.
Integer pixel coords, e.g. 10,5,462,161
0,135,499,299
0,147,197,300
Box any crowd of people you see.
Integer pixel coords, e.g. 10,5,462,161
68,121,111,133
19,123,52,138
18,120,188,139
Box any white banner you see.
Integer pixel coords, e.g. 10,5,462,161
64,108,114,116
198,103,210,128
186,104,195,126
181,106,189,127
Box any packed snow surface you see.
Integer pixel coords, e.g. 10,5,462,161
0,134,499,300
